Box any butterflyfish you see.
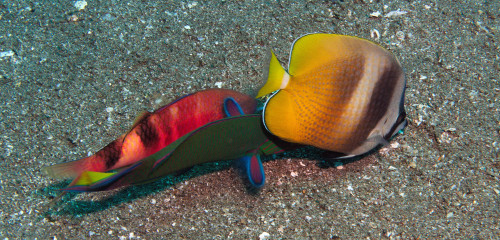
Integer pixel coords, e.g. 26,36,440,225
43,89,257,179
258,33,407,157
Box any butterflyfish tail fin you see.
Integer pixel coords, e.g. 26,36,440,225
256,50,289,98
347,135,389,157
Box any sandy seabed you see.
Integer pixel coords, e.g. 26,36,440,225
0,0,498,239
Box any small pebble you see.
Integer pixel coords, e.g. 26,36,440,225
409,161,417,168
0,50,14,58
370,11,382,18
384,9,408,17
259,232,270,240
74,0,87,11
187,2,198,8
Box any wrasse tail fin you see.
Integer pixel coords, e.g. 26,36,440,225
43,157,91,179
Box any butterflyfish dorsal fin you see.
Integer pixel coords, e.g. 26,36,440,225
287,33,365,76
262,33,406,157
256,50,290,98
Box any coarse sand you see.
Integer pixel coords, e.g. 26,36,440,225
0,0,498,239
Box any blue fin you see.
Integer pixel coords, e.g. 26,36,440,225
223,97,245,117
234,154,265,188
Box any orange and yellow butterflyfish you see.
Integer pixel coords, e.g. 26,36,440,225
258,33,407,158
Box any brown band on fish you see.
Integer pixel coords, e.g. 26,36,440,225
137,119,159,149
347,57,401,148
98,140,122,169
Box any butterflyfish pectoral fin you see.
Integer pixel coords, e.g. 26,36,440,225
257,50,290,98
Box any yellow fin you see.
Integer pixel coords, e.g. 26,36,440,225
256,50,289,98
288,33,367,76
73,171,117,186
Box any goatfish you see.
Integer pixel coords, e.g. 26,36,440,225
43,89,257,180
258,33,407,158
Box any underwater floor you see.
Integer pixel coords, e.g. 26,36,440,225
0,0,498,238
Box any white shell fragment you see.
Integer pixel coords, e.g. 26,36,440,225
385,9,408,18
370,11,382,18
370,29,380,40
259,232,270,240
74,0,88,11
0,50,14,58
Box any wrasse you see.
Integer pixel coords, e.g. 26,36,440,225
44,89,257,179
59,101,286,192
258,33,407,158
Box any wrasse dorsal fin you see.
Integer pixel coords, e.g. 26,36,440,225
121,111,151,143
130,111,151,130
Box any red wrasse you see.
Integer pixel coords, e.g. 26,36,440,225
44,89,257,179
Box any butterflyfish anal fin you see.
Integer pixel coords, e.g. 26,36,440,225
257,50,289,98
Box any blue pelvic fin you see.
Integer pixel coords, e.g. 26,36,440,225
223,97,245,117
224,98,265,188
234,153,265,188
